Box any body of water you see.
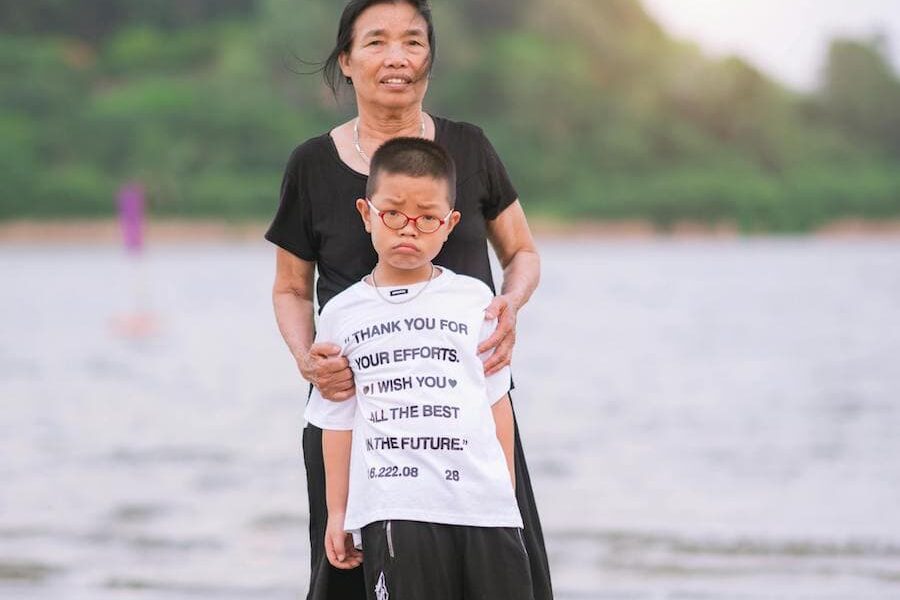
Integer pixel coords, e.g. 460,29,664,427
2,239,899,599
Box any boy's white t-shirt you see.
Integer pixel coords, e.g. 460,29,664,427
304,268,522,531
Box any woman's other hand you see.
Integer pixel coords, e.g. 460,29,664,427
478,294,518,376
297,343,355,401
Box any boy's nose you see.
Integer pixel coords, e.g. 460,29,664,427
398,219,418,236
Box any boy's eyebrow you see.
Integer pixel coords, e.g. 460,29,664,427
415,201,442,209
374,195,444,208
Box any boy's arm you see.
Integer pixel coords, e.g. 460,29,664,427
480,312,515,489
323,429,362,569
491,394,516,490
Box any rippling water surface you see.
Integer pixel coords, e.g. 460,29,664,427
2,239,899,599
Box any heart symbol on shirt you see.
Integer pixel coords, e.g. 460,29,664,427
448,379,457,388
363,384,372,395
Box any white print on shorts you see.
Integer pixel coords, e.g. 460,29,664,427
375,571,389,600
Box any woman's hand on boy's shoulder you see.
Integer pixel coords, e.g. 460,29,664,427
479,294,518,375
296,342,355,401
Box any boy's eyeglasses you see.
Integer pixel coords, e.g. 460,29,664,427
367,199,453,234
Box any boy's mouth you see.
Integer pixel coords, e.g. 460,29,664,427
392,243,419,253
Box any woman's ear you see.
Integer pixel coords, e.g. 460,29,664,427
355,198,372,232
339,51,352,81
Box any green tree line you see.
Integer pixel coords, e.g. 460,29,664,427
1,0,899,231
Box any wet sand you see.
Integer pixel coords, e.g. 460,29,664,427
4,241,900,598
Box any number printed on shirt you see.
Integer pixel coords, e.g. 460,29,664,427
444,469,460,481
368,466,419,479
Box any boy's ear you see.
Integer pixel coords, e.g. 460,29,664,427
444,210,461,237
355,198,372,232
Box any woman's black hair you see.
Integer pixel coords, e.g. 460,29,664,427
322,0,436,96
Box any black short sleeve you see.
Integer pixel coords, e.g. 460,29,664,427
265,145,317,262
479,130,519,220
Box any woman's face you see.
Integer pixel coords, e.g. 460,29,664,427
339,2,431,111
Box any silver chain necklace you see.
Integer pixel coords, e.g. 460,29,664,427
354,115,426,164
369,264,436,304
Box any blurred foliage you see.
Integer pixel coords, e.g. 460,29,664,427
819,36,900,156
1,0,899,229
0,0,256,40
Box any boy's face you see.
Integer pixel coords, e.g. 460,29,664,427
356,172,460,279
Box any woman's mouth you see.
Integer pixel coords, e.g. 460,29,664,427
380,76,413,88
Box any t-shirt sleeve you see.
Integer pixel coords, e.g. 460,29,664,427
478,316,512,404
302,304,357,430
264,145,317,261
479,130,519,221
304,387,356,430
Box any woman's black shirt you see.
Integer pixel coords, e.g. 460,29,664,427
265,116,518,310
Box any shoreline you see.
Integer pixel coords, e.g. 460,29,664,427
2,217,900,244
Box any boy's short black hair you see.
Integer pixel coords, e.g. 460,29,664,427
367,137,457,207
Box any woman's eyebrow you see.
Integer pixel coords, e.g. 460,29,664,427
360,29,387,39
360,27,425,39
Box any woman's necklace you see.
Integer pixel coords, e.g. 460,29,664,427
369,264,436,304
353,114,426,164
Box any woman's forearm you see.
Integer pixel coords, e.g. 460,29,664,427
273,290,315,361
272,248,317,361
499,248,540,311
487,201,541,311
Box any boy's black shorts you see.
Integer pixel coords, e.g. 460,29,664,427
360,520,534,600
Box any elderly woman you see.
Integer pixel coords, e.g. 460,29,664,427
266,1,552,598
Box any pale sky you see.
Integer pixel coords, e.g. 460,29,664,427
640,0,900,90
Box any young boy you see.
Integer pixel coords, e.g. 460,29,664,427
304,137,534,599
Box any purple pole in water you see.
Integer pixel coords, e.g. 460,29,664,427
117,182,145,254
